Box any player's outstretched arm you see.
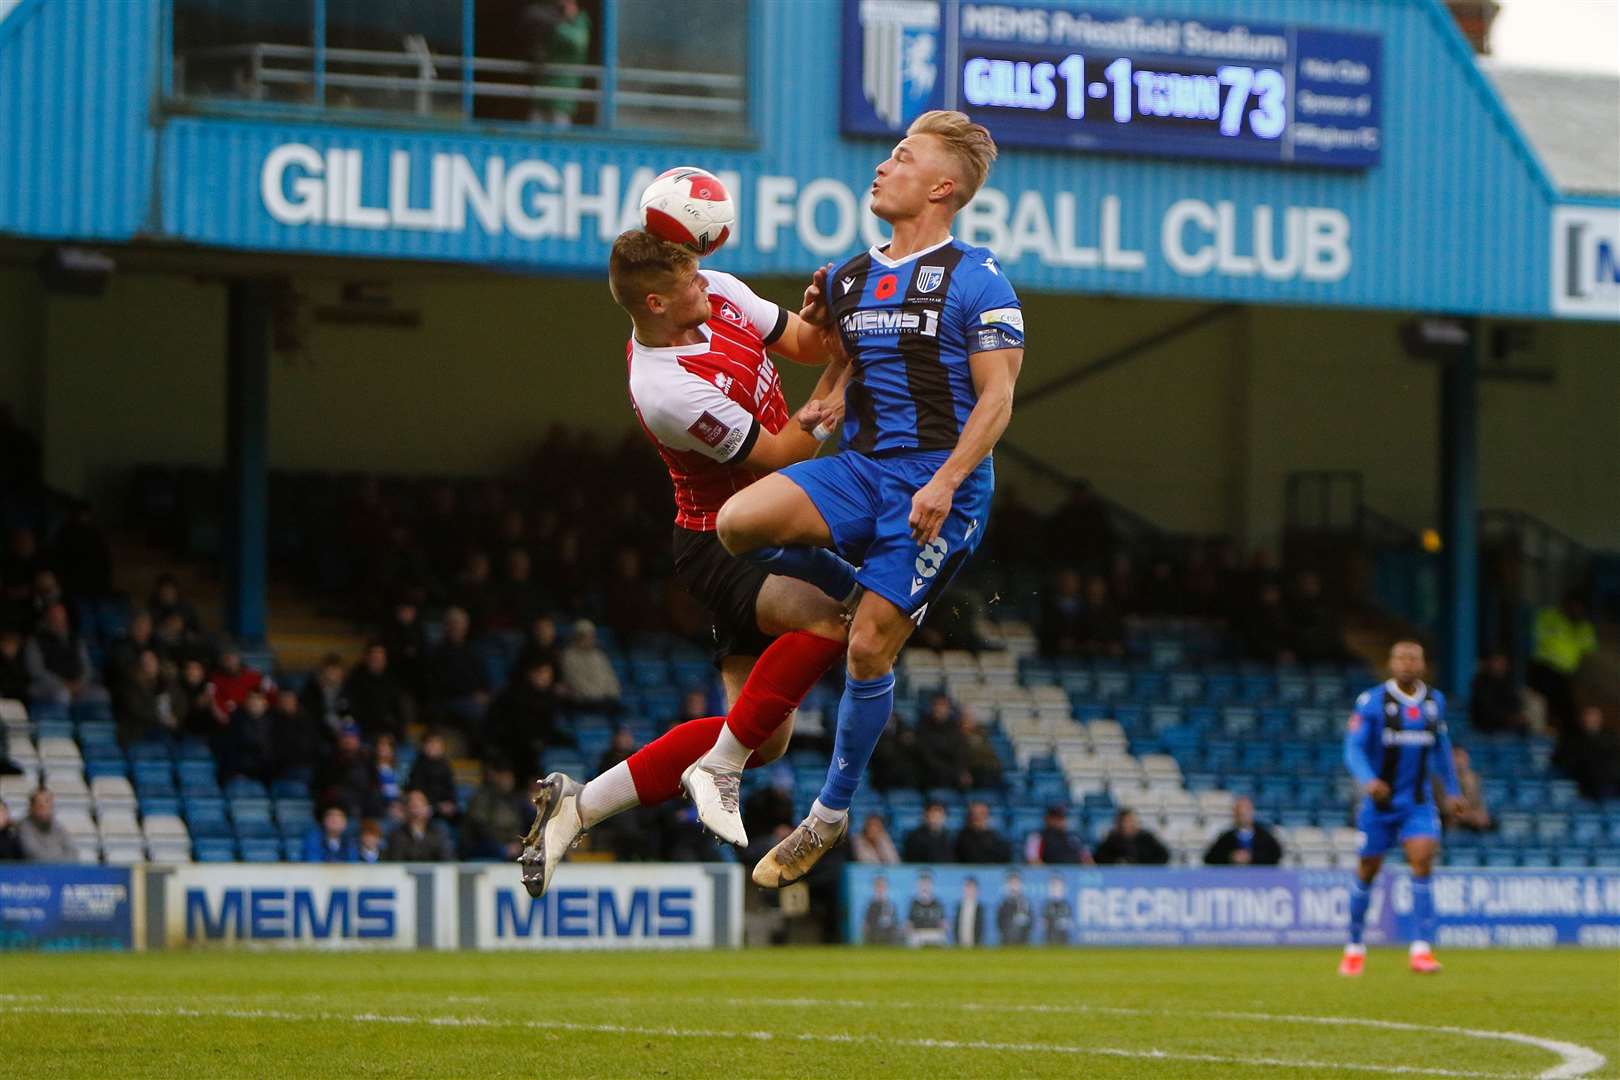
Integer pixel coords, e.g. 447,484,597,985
909,346,1023,544
770,309,842,365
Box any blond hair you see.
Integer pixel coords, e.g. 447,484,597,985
608,229,696,312
907,110,998,208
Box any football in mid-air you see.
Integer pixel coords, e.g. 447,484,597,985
638,167,734,255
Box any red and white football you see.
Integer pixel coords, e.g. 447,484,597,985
638,167,735,256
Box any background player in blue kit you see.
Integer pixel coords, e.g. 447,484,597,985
1340,639,1465,976
705,110,1025,886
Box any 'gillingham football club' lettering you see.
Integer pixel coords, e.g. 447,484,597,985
259,144,1351,283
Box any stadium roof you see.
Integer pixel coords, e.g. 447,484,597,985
1479,60,1620,197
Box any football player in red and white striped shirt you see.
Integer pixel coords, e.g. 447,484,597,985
520,230,852,897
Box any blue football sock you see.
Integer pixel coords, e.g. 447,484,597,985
743,544,858,602
817,672,896,811
1411,875,1435,945
1348,879,1371,945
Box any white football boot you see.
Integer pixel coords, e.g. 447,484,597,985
517,772,584,898
681,760,747,847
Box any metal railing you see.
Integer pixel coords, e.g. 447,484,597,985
173,41,746,123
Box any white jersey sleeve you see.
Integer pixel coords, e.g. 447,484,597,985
702,270,787,343
631,358,760,465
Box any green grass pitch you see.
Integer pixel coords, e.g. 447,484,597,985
1,947,1616,1078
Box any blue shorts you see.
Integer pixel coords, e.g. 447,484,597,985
779,450,993,621
1356,799,1441,858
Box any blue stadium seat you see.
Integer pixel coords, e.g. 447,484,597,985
1483,849,1520,868
130,740,174,762
1591,849,1620,868
270,778,310,798
70,699,114,725
1446,849,1484,868
177,738,214,762
1535,815,1571,845
1547,780,1581,808
240,838,282,862
1570,813,1607,846
1518,847,1553,867
139,795,181,818
194,838,237,862
86,758,130,780
225,777,268,800
235,817,279,840
1221,707,1258,737
1276,675,1308,704
1167,673,1202,703
1294,708,1332,738
1497,812,1533,843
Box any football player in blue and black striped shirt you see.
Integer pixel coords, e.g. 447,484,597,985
706,111,1024,886
1340,639,1464,975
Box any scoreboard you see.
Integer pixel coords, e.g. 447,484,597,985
843,1,1382,169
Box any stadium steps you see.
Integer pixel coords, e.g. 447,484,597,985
109,531,364,670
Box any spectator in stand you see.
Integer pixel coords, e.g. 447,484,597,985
1094,809,1170,865
958,707,1004,791
301,653,352,737
461,763,536,860
318,725,381,821
526,0,593,127
1078,576,1126,657
147,573,201,634
301,805,357,862
1038,568,1087,657
49,500,111,600
1140,557,1180,616
418,484,464,585
356,818,385,863
269,687,325,782
114,648,180,745
603,546,664,639
1557,706,1620,802
0,799,24,860
1469,652,1528,734
916,693,965,791
208,642,268,718
1442,746,1493,832
408,731,460,822
175,658,219,738
1045,482,1112,573
952,876,986,947
1290,570,1346,662
424,606,490,728
558,619,621,711
0,628,33,701
373,733,405,810
516,615,561,675
494,548,549,632
18,788,78,862
485,657,567,773
0,528,46,614
344,642,413,741
996,872,1033,944
379,599,428,700
448,550,497,636
1528,591,1598,733
742,765,797,845
1025,804,1089,865
216,688,274,784
29,569,65,626
903,801,955,863
105,610,158,691
852,814,901,865
384,788,456,862
868,714,922,791
1243,582,1296,665
153,610,206,667
955,801,1012,864
1203,796,1283,866
25,601,108,705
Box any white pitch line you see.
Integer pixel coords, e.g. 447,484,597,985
719,995,1609,1080
0,1001,1540,1079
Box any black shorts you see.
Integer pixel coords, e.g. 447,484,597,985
671,525,774,663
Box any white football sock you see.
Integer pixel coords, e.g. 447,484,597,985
1409,940,1431,956
1344,943,1366,957
699,724,752,773
577,762,640,828
810,799,848,828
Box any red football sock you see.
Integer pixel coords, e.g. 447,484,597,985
725,630,846,749
625,716,776,804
